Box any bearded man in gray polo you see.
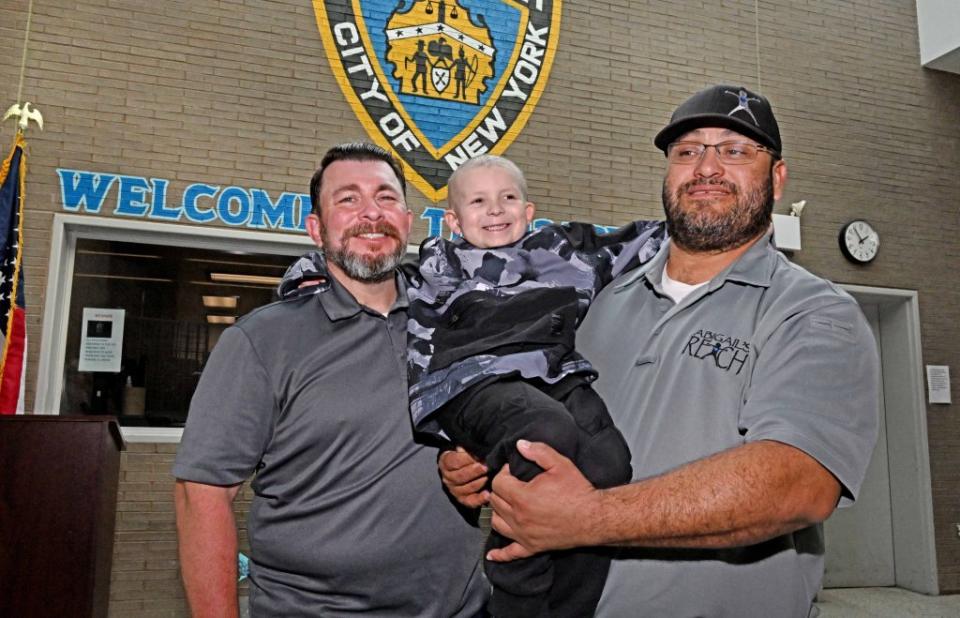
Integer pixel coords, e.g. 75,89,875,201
444,85,880,617
174,143,487,616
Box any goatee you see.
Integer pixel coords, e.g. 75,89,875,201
323,222,405,283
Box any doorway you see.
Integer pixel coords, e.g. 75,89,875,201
823,286,938,594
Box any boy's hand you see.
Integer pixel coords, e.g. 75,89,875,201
439,447,490,508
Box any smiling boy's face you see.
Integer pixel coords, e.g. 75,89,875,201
445,165,535,249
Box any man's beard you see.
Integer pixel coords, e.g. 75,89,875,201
322,222,405,283
662,174,774,252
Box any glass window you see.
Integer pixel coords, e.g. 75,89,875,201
60,238,296,426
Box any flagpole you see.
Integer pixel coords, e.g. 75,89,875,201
15,0,36,106
4,0,43,139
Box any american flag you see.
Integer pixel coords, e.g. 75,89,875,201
0,133,27,414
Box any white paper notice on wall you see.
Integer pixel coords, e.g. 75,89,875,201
925,365,951,405
78,308,125,373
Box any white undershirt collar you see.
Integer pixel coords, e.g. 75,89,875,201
661,267,709,303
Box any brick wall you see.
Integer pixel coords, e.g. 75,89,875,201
110,444,188,614
110,443,252,616
1,0,958,610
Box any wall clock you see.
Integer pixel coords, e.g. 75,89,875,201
839,219,880,264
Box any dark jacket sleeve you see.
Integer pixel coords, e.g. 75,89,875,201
553,220,666,290
276,250,331,299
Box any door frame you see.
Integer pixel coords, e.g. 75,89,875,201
842,284,938,594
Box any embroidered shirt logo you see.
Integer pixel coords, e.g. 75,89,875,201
681,329,750,375
724,89,761,125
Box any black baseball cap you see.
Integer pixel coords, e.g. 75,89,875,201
654,85,782,156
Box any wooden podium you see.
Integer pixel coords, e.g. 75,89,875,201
0,415,125,618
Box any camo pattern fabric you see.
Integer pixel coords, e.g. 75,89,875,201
277,221,665,437
277,253,335,299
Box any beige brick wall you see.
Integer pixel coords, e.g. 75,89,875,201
0,0,958,609
110,444,188,615
110,443,252,616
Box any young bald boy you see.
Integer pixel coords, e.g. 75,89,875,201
280,155,663,617
410,156,664,618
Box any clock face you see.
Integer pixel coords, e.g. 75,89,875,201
840,220,880,263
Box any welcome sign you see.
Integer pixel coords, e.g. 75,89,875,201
56,168,613,238
312,0,561,200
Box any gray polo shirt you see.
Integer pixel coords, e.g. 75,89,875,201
173,273,487,617
578,235,879,618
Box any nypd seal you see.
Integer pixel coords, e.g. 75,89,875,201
312,0,562,200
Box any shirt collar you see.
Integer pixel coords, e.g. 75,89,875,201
614,237,669,292
614,229,777,293
319,270,410,321
715,230,777,289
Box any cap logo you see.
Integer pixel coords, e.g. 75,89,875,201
724,89,760,125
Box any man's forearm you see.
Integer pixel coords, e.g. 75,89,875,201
174,480,242,617
586,441,840,549
488,439,842,560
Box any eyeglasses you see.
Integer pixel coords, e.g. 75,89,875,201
666,141,779,165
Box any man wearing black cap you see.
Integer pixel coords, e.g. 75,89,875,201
442,85,880,616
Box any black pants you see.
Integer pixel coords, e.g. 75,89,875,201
435,375,632,618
